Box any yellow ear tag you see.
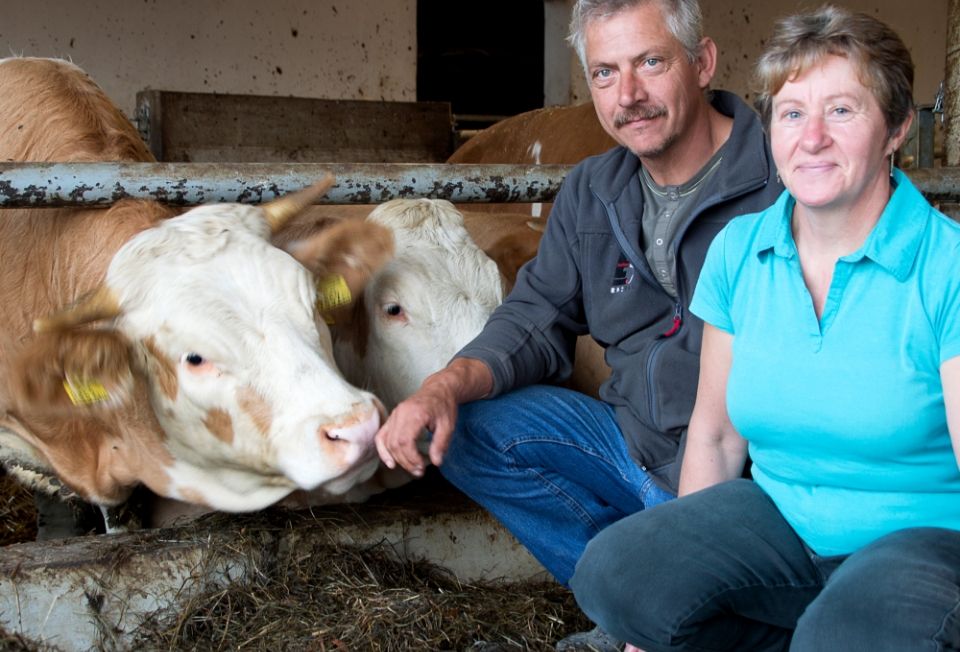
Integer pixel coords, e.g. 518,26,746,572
316,274,352,324
63,378,111,406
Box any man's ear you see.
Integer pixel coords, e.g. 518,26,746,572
285,219,394,299
9,330,134,414
695,37,718,89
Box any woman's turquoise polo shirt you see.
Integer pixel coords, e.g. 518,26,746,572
690,170,960,556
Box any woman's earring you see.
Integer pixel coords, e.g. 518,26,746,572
890,154,895,177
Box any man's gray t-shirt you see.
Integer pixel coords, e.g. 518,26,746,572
640,150,724,297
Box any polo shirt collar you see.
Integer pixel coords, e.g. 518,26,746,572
754,169,928,281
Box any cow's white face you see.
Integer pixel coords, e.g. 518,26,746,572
333,199,503,409
104,203,382,510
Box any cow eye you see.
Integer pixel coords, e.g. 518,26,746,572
384,303,403,317
184,353,205,366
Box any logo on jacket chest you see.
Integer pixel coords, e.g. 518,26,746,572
610,253,635,294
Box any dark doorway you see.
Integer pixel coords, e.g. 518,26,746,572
417,0,544,129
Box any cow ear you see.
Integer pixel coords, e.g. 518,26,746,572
285,219,394,300
9,330,134,414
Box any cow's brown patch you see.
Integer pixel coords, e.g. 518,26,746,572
176,486,210,508
203,407,234,445
289,220,394,294
142,335,179,401
329,297,370,359
237,386,273,437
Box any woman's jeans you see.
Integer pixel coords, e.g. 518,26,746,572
438,385,674,585
571,479,960,651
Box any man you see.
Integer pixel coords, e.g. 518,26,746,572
377,0,781,647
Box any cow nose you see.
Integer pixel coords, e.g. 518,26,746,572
322,405,380,446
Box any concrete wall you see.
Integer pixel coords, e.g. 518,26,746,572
1,1,948,118
1,0,418,117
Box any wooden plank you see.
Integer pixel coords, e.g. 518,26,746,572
135,90,454,163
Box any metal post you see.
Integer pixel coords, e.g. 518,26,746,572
944,0,960,167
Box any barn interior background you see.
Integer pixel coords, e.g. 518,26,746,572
0,1,955,650
1,0,949,123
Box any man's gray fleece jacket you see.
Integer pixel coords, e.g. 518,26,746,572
456,91,783,493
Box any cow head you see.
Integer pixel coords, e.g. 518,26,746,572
9,178,396,511
331,199,503,410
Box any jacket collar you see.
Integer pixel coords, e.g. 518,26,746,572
588,90,774,206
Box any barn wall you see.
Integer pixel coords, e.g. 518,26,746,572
0,0,418,118
566,0,948,109
2,1,948,122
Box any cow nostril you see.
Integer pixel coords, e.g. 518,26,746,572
323,409,380,446
320,428,340,442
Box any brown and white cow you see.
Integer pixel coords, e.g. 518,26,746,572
258,199,510,504
278,202,542,411
0,57,395,519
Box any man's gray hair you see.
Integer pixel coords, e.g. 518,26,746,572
567,0,704,74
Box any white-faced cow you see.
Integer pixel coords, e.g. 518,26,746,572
0,57,396,527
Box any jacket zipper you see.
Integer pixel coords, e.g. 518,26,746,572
661,302,683,338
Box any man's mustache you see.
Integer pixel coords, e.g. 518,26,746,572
614,105,667,128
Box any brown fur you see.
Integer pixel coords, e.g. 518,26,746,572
281,217,395,300
275,210,389,360
203,408,234,445
141,336,179,402
328,294,372,360
0,58,154,163
0,59,180,502
8,330,134,413
447,102,617,216
237,386,273,438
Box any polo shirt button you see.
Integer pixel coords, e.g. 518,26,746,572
656,238,664,246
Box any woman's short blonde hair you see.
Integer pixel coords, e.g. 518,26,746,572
754,5,914,138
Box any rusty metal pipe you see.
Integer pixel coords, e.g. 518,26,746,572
4,162,960,208
0,162,569,207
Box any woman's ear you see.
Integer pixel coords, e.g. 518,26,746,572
888,111,915,156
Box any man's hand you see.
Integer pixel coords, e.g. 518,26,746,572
375,358,493,476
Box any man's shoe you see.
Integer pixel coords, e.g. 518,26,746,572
555,624,623,651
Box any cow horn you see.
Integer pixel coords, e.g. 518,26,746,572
33,286,121,333
262,174,336,233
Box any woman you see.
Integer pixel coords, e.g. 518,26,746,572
569,6,960,652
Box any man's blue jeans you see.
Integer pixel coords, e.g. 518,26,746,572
438,384,674,585
571,479,960,651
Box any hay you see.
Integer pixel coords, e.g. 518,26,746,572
129,532,589,651
0,467,37,547
0,473,592,651
0,631,61,652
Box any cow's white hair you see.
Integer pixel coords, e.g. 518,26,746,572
334,199,503,411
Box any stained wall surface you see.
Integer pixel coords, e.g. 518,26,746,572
1,0,417,117
1,1,949,118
